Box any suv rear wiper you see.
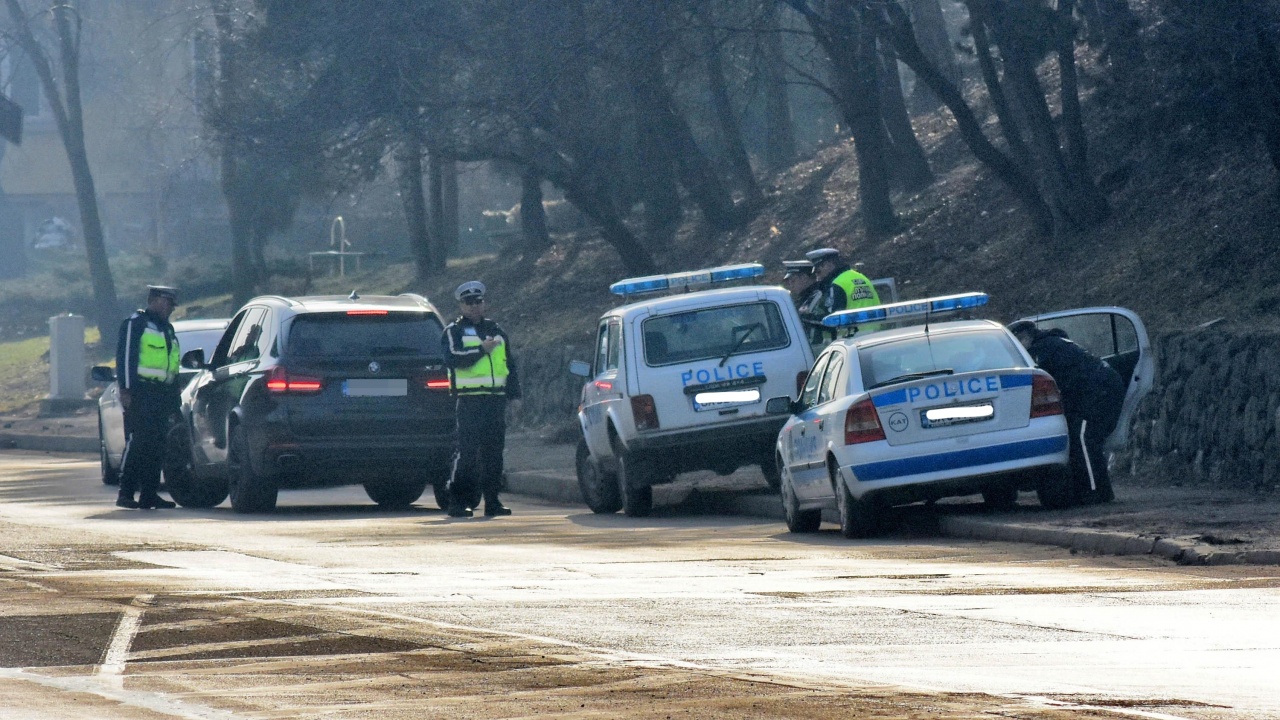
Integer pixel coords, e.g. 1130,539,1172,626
867,368,954,390
719,323,760,367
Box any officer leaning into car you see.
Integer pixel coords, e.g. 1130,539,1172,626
441,281,521,518
1008,320,1126,506
781,259,825,347
805,247,881,336
113,285,182,510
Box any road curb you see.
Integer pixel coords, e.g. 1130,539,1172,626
0,433,98,454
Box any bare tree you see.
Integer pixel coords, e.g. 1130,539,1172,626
2,0,118,336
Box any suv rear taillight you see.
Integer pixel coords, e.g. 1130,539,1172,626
845,398,886,444
266,366,323,394
1030,373,1064,418
414,372,451,390
631,394,660,431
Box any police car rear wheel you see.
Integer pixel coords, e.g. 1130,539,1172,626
781,460,821,533
836,469,877,539
227,425,278,513
576,439,622,514
163,425,227,509
982,485,1019,511
1035,467,1076,510
760,453,782,491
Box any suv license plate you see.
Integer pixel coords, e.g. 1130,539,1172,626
921,402,993,429
693,388,760,411
343,379,407,397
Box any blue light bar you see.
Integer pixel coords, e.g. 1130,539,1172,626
823,292,989,328
610,263,765,297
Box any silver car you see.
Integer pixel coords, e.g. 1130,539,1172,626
92,318,230,486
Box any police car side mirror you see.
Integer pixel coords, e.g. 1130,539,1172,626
90,365,115,383
765,396,795,415
568,360,591,378
181,349,207,370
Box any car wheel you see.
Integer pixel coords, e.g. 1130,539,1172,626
163,425,227,509
759,452,782,492
835,464,877,539
98,412,119,486
576,439,622,514
227,424,277,513
364,477,428,509
429,453,453,510
611,437,653,518
982,485,1019,511
1035,467,1075,510
780,457,820,533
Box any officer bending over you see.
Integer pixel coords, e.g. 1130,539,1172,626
441,281,521,518
114,285,182,510
1009,320,1125,505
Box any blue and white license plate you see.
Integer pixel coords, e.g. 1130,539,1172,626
921,402,993,429
343,379,407,397
692,388,761,412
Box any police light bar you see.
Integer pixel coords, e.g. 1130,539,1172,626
610,263,765,297
822,292,989,328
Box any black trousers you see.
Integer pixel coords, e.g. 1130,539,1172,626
119,388,178,499
448,395,507,508
1066,400,1123,504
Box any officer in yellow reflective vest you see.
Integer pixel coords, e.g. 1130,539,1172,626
440,281,521,518
114,285,182,509
805,248,881,336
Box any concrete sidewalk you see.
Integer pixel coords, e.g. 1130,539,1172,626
5,410,1279,566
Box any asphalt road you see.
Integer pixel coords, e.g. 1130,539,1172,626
2,450,1279,719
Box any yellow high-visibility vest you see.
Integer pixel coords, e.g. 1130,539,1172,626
454,333,509,395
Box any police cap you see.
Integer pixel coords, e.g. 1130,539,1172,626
804,248,841,264
1007,319,1037,337
147,285,179,305
782,260,814,279
454,280,486,302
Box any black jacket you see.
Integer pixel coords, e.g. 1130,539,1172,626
115,308,179,394
440,316,522,399
1026,328,1125,420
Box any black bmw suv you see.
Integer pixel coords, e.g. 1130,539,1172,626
164,293,456,513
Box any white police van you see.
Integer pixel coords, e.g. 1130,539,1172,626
770,293,1153,537
570,264,816,517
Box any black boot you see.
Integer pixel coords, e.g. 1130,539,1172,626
115,493,139,509
139,494,176,509
484,499,512,517
447,502,473,518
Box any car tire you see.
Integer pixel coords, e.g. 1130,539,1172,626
1035,467,1075,510
835,465,877,539
759,452,782,492
780,457,820,533
364,477,428,509
982,485,1019,511
611,437,653,518
98,412,119,486
227,424,277,513
577,439,622,514
163,425,227,509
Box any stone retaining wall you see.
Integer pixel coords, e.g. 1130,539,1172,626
1125,329,1280,492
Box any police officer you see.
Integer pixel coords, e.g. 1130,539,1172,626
805,247,881,335
782,259,825,347
114,285,182,509
441,281,521,518
1008,320,1125,505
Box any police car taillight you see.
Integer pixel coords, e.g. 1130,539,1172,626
845,399,886,445
631,394,660,431
1029,373,1063,418
266,366,323,393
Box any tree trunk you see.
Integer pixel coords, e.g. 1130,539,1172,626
1251,24,1280,176
3,0,120,335
632,89,683,244
878,44,934,192
969,13,1033,169
520,167,552,255
871,2,1054,236
905,0,961,103
1056,0,1090,177
563,183,656,275
441,154,459,256
396,136,433,279
760,0,796,172
426,150,452,270
704,29,762,205
222,156,256,309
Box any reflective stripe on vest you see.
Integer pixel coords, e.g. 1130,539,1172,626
454,333,509,394
137,324,180,384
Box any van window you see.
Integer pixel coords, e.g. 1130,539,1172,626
859,329,1025,390
286,312,445,360
642,301,790,366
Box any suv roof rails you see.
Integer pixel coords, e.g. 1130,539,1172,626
253,295,300,307
398,292,432,307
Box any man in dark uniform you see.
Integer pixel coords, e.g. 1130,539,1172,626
805,248,881,335
1009,320,1126,505
782,259,825,348
440,281,521,518
114,286,182,509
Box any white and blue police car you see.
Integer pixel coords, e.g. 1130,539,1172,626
769,293,1154,537
570,263,816,517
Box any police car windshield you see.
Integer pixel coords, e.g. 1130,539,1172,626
859,330,1026,389
285,312,445,359
643,301,789,366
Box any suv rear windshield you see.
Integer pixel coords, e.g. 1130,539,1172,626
859,330,1026,389
642,301,790,366
285,312,445,359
